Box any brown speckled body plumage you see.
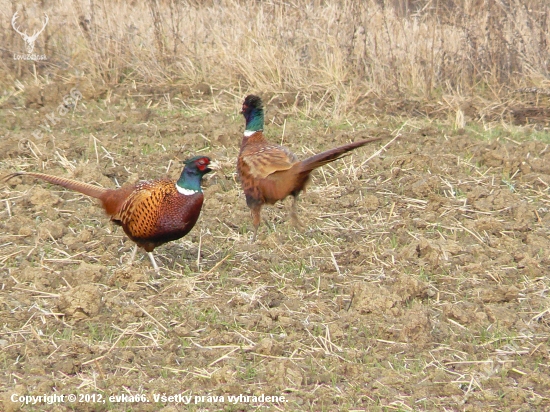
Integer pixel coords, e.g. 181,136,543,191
110,179,205,252
238,95,381,240
2,156,212,269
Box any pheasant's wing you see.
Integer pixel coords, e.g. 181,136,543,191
112,180,171,238
241,144,298,179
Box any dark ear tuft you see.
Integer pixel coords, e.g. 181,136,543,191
243,95,263,110
184,156,210,165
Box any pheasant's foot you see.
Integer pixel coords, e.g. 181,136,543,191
127,244,138,267
147,252,160,272
290,208,305,229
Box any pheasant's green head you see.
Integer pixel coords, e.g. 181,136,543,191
241,94,264,132
177,156,212,193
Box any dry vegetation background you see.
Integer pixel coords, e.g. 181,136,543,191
1,0,550,411
1,0,549,109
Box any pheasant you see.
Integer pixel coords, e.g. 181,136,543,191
2,156,212,271
237,95,381,240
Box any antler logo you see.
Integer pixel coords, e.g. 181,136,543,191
12,11,49,55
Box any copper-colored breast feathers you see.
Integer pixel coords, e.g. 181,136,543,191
112,180,204,251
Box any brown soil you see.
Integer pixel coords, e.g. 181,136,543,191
0,88,549,411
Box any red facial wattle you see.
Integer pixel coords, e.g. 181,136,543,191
195,158,210,172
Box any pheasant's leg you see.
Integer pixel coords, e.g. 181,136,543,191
251,205,262,242
128,244,138,266
147,252,160,272
246,195,263,242
290,194,304,229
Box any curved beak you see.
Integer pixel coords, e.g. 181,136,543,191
205,159,221,173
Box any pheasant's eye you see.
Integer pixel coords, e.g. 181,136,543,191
195,158,209,170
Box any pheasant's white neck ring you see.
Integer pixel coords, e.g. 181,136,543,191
176,184,199,195
244,130,261,137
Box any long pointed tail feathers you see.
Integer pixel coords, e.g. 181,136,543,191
2,172,109,200
297,137,382,173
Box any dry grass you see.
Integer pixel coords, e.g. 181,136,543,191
1,0,549,119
